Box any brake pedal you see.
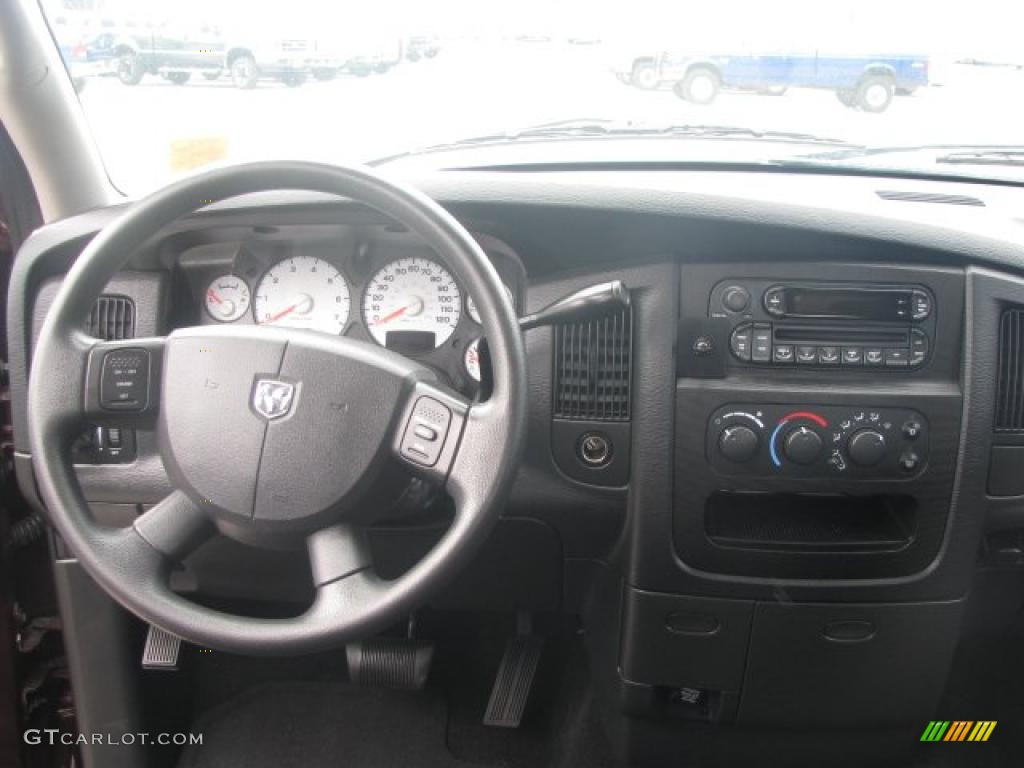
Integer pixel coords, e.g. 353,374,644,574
483,630,543,728
142,625,181,670
346,639,434,690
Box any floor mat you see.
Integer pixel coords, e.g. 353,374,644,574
178,681,466,768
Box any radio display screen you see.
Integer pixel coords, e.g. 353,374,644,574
787,289,909,320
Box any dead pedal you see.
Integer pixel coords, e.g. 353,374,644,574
484,634,543,728
142,625,181,670
346,638,434,690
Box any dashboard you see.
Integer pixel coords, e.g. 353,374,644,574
9,168,1024,759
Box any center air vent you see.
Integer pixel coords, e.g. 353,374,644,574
995,307,1024,432
86,296,135,341
553,307,632,421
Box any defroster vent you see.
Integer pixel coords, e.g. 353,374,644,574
86,296,135,341
553,307,632,421
996,307,1024,431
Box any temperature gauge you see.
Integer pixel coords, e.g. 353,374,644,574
205,275,251,322
464,338,482,382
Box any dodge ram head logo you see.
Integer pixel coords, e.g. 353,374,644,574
252,379,295,420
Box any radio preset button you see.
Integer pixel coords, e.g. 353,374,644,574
818,346,840,365
842,346,863,365
730,325,753,361
773,345,794,363
864,348,885,366
885,348,910,367
796,345,817,364
910,330,928,366
751,325,772,362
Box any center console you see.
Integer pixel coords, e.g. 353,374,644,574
609,259,969,759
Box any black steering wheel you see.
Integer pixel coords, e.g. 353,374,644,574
26,162,527,655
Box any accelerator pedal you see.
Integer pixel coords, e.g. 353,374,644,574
142,625,181,670
346,638,434,690
483,618,543,728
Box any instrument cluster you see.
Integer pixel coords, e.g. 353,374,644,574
181,230,524,392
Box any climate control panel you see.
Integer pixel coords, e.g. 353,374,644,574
707,404,929,479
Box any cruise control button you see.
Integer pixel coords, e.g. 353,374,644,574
773,345,794,363
842,346,863,365
730,325,752,361
818,346,840,365
751,325,772,362
796,345,817,364
885,348,910,367
864,348,885,366
413,424,438,441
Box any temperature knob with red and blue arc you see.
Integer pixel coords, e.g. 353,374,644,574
769,411,829,467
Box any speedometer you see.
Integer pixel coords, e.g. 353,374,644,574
253,256,350,335
363,257,462,348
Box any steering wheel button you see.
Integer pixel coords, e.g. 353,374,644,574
413,424,438,441
99,348,150,410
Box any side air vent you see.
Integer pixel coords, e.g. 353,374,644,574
553,307,632,421
995,307,1024,432
877,190,985,207
86,296,135,341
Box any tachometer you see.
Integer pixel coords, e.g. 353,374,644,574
363,257,461,348
204,274,250,322
466,283,515,325
253,256,350,334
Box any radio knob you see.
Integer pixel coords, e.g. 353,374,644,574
847,429,887,467
722,285,751,313
718,425,759,463
784,426,823,465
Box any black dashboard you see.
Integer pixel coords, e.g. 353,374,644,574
9,168,1024,756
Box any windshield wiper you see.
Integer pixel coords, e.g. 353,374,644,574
936,150,1024,167
371,121,857,164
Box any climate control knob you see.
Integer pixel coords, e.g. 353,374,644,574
718,425,759,463
847,429,887,467
784,426,823,465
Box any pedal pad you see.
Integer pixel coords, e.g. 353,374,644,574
346,639,433,690
484,635,543,728
142,625,181,670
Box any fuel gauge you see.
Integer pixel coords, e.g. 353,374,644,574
205,275,250,322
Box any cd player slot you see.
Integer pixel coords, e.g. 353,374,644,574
773,327,909,345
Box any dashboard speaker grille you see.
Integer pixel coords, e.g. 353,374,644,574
86,296,135,341
996,307,1024,431
553,307,632,421
876,190,985,207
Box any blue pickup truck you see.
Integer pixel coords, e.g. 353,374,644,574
617,52,929,112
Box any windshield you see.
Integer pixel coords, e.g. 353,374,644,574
41,0,1024,193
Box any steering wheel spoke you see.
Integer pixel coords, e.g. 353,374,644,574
82,336,165,425
307,524,375,588
133,489,213,561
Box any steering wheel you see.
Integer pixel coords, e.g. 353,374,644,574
26,162,527,655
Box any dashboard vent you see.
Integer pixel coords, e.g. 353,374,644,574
876,190,985,207
995,307,1024,431
553,307,632,421
86,296,135,341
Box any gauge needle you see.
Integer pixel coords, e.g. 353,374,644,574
207,289,223,305
375,297,424,325
268,295,312,323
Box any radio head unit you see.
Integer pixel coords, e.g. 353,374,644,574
709,281,936,371
762,284,931,323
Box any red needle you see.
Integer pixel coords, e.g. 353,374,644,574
207,289,223,305
267,302,301,323
374,305,411,325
